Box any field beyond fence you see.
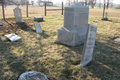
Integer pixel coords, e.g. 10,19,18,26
0,5,120,18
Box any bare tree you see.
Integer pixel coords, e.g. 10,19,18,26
98,0,102,8
106,0,113,9
89,0,97,8
31,0,34,6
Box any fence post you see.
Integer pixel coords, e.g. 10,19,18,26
45,3,46,16
26,2,28,17
102,0,105,19
2,2,5,20
62,2,63,15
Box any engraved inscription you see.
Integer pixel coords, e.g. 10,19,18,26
81,24,97,66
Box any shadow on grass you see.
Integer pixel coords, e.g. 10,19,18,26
0,37,26,80
0,36,53,80
56,35,120,80
102,19,120,23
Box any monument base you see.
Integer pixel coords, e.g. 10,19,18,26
57,26,88,46
16,21,25,24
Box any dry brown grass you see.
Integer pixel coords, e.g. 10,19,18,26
0,6,120,80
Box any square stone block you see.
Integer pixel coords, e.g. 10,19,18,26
34,16,43,21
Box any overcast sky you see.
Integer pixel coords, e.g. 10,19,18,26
51,0,120,4
32,0,120,4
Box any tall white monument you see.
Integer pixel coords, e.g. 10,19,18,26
57,3,89,46
13,7,25,23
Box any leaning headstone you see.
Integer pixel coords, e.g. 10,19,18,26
34,16,43,22
5,33,21,42
0,19,4,26
34,23,43,33
13,7,25,23
80,24,97,66
57,3,89,46
18,71,49,80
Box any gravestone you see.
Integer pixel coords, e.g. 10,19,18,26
104,12,108,20
34,23,43,33
80,24,97,66
34,16,43,22
0,19,4,26
13,7,25,23
18,71,49,80
5,33,21,42
57,3,89,46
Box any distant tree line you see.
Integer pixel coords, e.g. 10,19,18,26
66,0,114,9
0,0,28,6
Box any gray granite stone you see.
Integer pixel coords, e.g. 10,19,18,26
18,71,49,80
57,26,87,46
34,23,43,34
57,3,89,46
13,7,25,23
80,24,97,66
5,33,21,42
0,21,4,26
64,3,89,28
34,16,43,21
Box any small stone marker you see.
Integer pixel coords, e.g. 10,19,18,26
34,23,43,33
13,7,25,23
5,33,21,42
18,71,49,80
34,16,43,22
105,12,108,20
0,19,4,26
80,24,97,66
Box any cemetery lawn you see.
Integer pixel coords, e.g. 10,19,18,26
0,12,120,80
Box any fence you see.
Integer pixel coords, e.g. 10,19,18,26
0,2,64,20
44,2,64,16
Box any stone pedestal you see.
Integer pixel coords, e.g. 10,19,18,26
13,7,25,23
57,3,89,46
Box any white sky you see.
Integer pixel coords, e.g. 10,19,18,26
33,0,120,4
51,0,120,4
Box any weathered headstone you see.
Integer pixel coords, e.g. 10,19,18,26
13,7,25,23
34,16,43,22
34,23,43,33
0,19,4,26
105,12,108,20
18,71,49,80
5,33,21,42
57,3,89,46
80,24,97,66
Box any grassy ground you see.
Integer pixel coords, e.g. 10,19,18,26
0,8,120,80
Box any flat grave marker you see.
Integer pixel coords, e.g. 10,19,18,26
80,24,97,66
34,23,43,34
5,33,21,42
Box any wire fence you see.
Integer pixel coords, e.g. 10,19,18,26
0,3,64,19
